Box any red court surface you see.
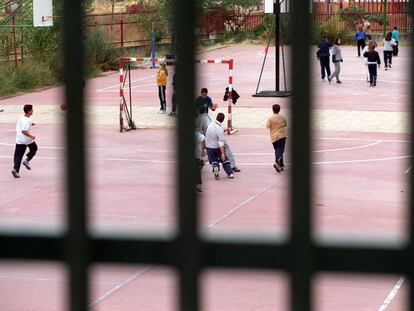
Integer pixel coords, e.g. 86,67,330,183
0,44,410,310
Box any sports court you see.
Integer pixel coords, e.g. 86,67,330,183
0,43,410,310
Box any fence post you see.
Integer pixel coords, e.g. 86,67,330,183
120,19,124,47
12,16,18,69
206,14,210,39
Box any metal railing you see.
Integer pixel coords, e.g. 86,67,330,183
0,1,413,311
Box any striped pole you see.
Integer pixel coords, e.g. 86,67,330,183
227,59,235,135
119,58,126,132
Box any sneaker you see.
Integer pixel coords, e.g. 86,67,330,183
11,169,20,178
22,160,31,170
213,166,219,180
196,184,202,192
168,112,176,117
232,167,241,172
389,64,392,68
328,77,331,83
336,80,342,84
321,78,325,82
227,174,234,179
385,67,388,71
273,162,281,173
280,166,284,171
157,110,164,114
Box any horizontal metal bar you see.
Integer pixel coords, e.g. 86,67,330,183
1,234,412,276
0,234,64,261
315,246,411,275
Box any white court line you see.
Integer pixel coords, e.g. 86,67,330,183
405,166,412,174
239,135,411,143
89,266,152,307
89,167,279,307
0,154,411,165
0,142,64,149
377,276,405,311
315,140,381,153
96,76,153,92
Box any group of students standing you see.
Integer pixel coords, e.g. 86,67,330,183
317,24,400,87
359,26,399,87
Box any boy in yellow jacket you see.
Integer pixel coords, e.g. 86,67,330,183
156,62,168,113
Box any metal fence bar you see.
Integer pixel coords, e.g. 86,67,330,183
173,0,199,310
62,0,89,310
409,1,414,310
290,0,313,310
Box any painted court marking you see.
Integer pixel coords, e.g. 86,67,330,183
89,175,280,307
90,266,152,307
377,276,405,311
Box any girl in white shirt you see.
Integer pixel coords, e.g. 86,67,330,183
383,32,396,70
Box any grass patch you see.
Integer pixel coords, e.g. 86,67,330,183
0,62,58,98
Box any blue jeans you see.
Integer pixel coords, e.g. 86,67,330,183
319,56,331,79
206,147,233,176
272,137,286,167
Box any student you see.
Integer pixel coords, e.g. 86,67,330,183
195,88,217,115
354,24,366,57
363,44,381,87
195,130,206,192
328,37,343,84
196,105,241,172
364,22,372,40
156,62,168,114
316,36,331,81
392,26,400,56
383,31,396,70
12,104,38,178
265,104,287,173
169,72,177,116
362,40,376,82
205,113,234,180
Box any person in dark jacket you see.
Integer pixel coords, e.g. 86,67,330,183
363,44,381,87
316,36,331,81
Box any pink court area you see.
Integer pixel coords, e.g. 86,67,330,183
0,44,410,310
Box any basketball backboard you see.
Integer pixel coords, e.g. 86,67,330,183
33,0,53,27
264,0,312,14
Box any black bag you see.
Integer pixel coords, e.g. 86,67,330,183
223,87,240,104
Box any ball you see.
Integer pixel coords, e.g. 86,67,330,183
60,103,67,111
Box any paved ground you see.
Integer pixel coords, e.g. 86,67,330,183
0,45,410,310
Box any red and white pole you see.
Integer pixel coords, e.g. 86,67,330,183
227,59,236,135
119,57,126,132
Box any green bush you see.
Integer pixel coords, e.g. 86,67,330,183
84,27,118,71
0,62,57,97
313,14,353,44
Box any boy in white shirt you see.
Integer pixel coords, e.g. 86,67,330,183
12,104,38,178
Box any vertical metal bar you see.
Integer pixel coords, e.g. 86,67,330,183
290,0,313,310
274,1,280,91
173,0,199,310
12,16,18,69
62,1,89,310
409,1,414,310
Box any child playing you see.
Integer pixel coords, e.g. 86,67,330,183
156,62,168,114
363,43,381,87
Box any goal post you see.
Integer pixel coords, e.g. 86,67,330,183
119,56,237,134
